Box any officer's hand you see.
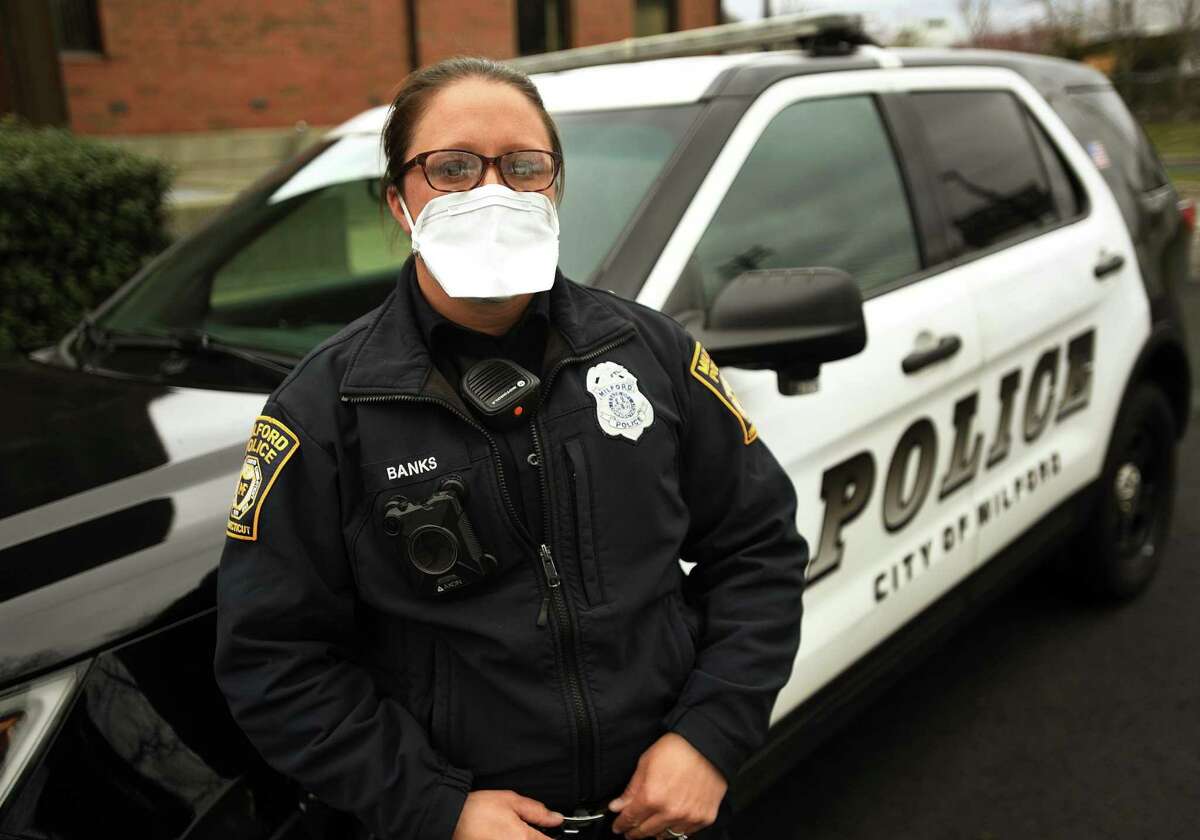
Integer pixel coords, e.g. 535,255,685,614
608,732,727,839
452,789,564,840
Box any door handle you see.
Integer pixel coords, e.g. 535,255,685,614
1094,253,1126,278
902,334,961,374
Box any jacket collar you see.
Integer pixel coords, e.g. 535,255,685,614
408,265,552,357
339,256,635,398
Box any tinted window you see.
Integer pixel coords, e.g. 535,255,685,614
556,105,700,283
1022,108,1085,220
1069,87,1168,190
678,95,920,313
912,90,1058,254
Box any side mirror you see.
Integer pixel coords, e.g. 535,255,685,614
702,267,866,395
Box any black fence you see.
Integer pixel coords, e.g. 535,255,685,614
1112,70,1200,123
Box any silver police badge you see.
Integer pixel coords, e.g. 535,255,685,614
585,361,654,442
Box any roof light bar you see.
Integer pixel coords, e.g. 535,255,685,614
505,12,874,75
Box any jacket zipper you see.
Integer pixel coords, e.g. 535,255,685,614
528,327,634,805
343,325,635,806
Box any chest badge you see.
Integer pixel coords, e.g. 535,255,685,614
585,361,654,442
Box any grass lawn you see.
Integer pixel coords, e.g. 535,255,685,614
1143,120,1200,161
1169,167,1200,188
1141,121,1200,188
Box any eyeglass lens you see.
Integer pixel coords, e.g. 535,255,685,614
423,150,556,191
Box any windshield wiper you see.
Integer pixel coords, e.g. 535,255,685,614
78,321,296,377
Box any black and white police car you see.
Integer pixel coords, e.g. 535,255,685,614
0,12,1193,838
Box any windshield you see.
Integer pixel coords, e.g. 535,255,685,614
95,104,700,365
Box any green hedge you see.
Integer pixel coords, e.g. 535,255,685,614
0,116,172,355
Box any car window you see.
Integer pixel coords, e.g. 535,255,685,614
911,90,1059,255
95,106,700,372
205,178,410,353
1067,87,1169,191
555,105,700,283
213,180,406,300
1023,107,1086,221
676,95,920,315
97,138,390,359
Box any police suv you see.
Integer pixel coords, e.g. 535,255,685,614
0,13,1193,838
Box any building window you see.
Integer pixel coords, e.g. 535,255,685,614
635,0,675,37
51,0,103,53
517,0,569,56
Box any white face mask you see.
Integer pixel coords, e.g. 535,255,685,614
397,183,560,300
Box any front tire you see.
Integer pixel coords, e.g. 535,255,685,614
1070,382,1177,600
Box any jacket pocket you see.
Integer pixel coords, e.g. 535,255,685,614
666,589,698,673
564,438,605,607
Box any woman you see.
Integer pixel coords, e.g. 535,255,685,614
215,56,808,840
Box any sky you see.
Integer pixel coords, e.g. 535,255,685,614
722,0,1033,41
720,0,1174,42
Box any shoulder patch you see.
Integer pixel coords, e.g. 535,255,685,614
689,341,757,445
226,415,300,541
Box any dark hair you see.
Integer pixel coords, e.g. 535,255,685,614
380,56,565,210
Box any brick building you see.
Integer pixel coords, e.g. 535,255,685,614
40,0,719,135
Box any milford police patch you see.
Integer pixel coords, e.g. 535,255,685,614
585,361,654,442
226,415,299,541
689,340,757,445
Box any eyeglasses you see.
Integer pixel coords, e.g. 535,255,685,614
399,148,562,193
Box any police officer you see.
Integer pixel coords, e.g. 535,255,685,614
214,57,808,840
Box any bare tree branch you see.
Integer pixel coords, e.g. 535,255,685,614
1029,0,1098,38
958,0,993,43
1160,0,1200,30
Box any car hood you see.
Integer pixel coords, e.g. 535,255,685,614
0,359,267,685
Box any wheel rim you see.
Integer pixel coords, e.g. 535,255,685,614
1111,424,1165,565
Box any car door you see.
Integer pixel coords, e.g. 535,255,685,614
635,71,986,717
892,69,1151,569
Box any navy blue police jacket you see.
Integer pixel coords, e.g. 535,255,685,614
213,256,808,840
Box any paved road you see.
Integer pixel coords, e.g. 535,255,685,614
735,418,1199,839
1176,186,1200,414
